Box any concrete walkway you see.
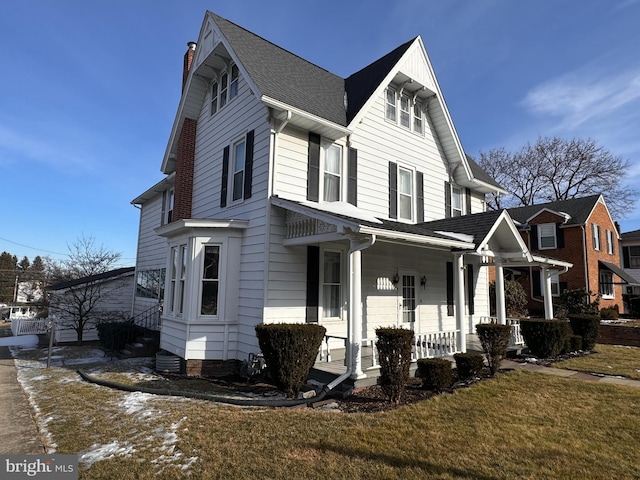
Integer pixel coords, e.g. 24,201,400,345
501,358,640,388
0,345,45,454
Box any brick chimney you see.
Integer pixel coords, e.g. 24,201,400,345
182,41,197,92
173,42,198,222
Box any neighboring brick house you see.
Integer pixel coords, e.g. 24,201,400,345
620,229,640,315
502,195,634,316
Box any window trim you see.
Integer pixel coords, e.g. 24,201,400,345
538,223,557,250
413,101,423,134
210,64,240,116
397,165,415,222
384,85,425,136
399,94,411,129
599,270,614,298
606,229,614,255
321,142,344,202
592,223,601,251
230,137,247,202
385,87,397,122
630,246,640,268
161,188,174,225
199,244,221,317
451,185,463,217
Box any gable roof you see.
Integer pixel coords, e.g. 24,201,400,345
465,155,504,191
506,194,603,227
209,12,347,127
621,229,640,240
344,38,415,123
420,210,504,245
46,267,134,291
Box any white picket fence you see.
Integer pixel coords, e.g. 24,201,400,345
11,317,50,336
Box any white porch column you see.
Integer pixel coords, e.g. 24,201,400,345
542,267,555,319
349,246,364,379
495,258,507,324
454,253,467,353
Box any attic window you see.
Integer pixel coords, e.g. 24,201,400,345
385,88,397,122
385,86,424,136
230,64,239,99
210,64,240,116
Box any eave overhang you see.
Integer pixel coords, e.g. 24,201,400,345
155,219,249,239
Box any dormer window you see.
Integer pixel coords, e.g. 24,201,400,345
211,64,240,116
384,85,425,136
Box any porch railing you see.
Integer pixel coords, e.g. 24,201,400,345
11,317,50,336
318,329,460,370
477,316,525,346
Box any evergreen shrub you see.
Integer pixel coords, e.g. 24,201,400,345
600,308,619,320
417,357,453,390
568,314,600,351
520,319,569,358
376,327,414,404
475,323,511,376
453,352,485,380
255,323,326,397
96,320,143,353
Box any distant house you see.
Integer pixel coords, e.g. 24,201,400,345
620,229,640,315
131,11,568,382
484,195,633,316
47,267,134,343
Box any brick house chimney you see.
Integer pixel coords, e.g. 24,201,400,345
174,42,198,222
182,41,197,92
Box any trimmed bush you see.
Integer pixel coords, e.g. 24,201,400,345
417,358,453,390
475,323,511,376
568,334,583,352
96,320,143,353
600,308,619,320
376,327,414,404
454,352,485,380
255,323,326,397
569,314,600,351
520,319,569,358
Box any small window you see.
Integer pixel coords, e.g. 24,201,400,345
451,186,463,217
179,246,187,314
413,102,423,134
200,246,220,316
229,64,239,99
136,269,166,299
538,223,557,249
606,229,614,255
592,224,601,250
210,82,218,114
539,271,561,296
599,270,614,297
161,189,174,225
400,95,411,128
385,88,397,122
232,139,246,201
398,167,413,221
322,250,341,319
220,72,229,108
169,247,178,312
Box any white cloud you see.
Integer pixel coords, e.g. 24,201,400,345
522,68,640,130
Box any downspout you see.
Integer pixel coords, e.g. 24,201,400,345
582,225,590,291
325,233,376,391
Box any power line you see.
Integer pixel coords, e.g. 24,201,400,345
0,237,136,260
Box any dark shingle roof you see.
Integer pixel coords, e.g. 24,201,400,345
211,13,347,126
47,267,134,291
419,210,504,244
621,229,640,240
465,155,503,190
506,195,601,226
344,38,415,123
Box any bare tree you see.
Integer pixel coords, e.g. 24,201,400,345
479,137,638,218
48,236,123,345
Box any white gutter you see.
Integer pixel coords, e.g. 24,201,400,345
358,226,474,250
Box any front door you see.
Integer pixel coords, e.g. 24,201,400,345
399,271,417,329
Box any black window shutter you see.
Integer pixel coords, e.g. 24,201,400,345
306,132,320,202
243,130,254,200
446,261,454,316
556,224,565,248
465,188,472,216
532,269,541,296
467,264,475,315
389,161,397,219
306,246,320,323
530,225,538,250
347,147,358,206
416,171,424,222
445,181,451,218
623,246,631,268
560,281,568,295
611,233,616,255
220,146,230,208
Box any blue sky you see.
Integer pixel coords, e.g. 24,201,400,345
1,0,639,267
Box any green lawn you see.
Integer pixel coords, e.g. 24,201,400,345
555,343,640,380
12,346,640,480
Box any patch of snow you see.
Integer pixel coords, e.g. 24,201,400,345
79,440,136,469
0,335,39,347
434,231,475,243
120,391,155,416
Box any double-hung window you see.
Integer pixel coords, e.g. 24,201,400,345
400,94,411,128
161,188,174,225
229,64,239,99
385,88,397,122
413,102,423,134
606,229,615,255
600,270,614,297
592,224,601,250
630,246,640,268
451,186,463,217
322,250,342,319
211,64,240,115
398,167,414,221
219,72,229,108
200,246,220,316
210,82,219,114
322,144,342,202
168,245,187,315
232,139,246,201
538,223,557,249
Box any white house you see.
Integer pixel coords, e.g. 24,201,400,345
131,11,568,381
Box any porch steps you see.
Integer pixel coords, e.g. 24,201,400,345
119,330,160,359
